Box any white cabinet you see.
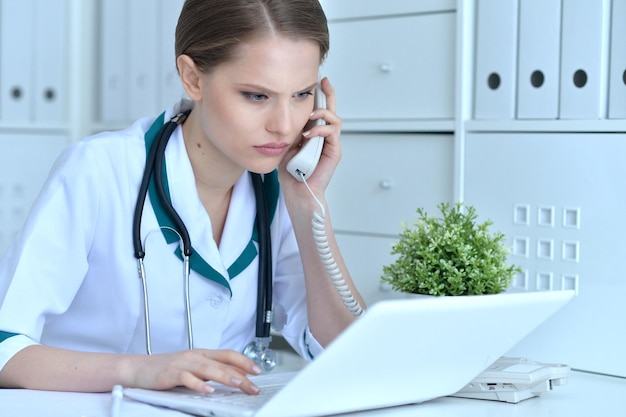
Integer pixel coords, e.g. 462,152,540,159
0,0,68,125
322,0,626,378
0,0,96,257
326,133,454,305
464,133,626,375
323,0,456,132
324,12,456,123
327,133,454,235
0,0,187,257
322,2,457,306
334,234,404,306
460,1,625,377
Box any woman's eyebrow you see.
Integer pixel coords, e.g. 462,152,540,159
235,82,318,95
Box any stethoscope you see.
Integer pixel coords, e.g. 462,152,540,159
132,110,277,371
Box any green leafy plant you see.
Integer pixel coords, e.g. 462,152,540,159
381,202,521,296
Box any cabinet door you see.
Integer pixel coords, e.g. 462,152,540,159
335,234,406,306
464,132,626,377
327,133,454,235
0,134,67,256
323,11,456,121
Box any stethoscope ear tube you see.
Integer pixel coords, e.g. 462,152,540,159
153,121,192,257
133,112,191,259
133,124,163,260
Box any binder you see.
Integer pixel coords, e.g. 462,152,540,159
473,0,518,120
99,0,129,123
0,0,35,123
608,0,626,119
559,0,610,119
516,0,561,119
158,0,186,111
33,0,67,123
128,0,159,120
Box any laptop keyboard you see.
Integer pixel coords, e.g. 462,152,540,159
185,385,283,409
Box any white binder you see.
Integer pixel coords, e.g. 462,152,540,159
128,0,159,120
559,0,610,119
473,0,518,120
158,0,186,111
0,0,35,123
516,0,561,119
608,0,626,119
33,0,67,123
99,0,129,123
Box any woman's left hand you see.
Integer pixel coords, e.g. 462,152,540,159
278,77,342,198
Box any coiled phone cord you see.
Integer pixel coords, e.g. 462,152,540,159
299,173,364,317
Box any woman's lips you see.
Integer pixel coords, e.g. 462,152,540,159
254,142,290,156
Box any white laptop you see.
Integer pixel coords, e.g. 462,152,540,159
123,290,575,417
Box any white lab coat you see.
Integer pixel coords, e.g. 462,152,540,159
0,101,322,371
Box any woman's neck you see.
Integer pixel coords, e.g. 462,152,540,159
181,111,243,245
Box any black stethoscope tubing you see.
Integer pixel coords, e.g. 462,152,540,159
251,173,272,339
133,111,192,259
132,110,272,346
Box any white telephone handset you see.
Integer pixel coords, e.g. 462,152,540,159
286,85,326,181
285,84,364,317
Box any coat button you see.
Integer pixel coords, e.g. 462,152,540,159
210,297,223,308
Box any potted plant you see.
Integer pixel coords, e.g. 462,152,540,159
381,202,521,296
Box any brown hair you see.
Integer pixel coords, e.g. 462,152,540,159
175,0,329,73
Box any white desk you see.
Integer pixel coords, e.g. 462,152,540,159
0,371,623,417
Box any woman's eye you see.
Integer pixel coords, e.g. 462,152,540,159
243,93,267,102
295,90,314,100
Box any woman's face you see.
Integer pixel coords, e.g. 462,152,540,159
190,35,321,175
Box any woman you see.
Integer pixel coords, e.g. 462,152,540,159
0,0,364,395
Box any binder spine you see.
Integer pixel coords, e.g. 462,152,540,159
473,0,519,120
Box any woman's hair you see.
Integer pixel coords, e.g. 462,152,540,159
175,0,329,73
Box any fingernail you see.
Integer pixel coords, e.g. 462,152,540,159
204,383,215,394
249,384,260,394
230,377,243,386
302,130,311,137
252,365,262,374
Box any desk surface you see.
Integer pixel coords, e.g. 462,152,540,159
1,371,624,417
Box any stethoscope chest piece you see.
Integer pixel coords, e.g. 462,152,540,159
243,337,277,372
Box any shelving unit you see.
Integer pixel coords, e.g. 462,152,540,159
0,0,185,255
0,0,97,255
322,0,626,378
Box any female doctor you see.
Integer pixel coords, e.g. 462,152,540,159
0,0,365,395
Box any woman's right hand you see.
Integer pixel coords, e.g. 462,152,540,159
130,349,263,394
0,344,262,394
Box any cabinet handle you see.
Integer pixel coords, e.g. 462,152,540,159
573,69,587,88
379,63,393,73
44,88,56,101
379,180,393,189
10,86,23,100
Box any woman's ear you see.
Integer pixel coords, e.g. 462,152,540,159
177,55,203,101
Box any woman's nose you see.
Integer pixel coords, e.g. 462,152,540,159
266,103,292,137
